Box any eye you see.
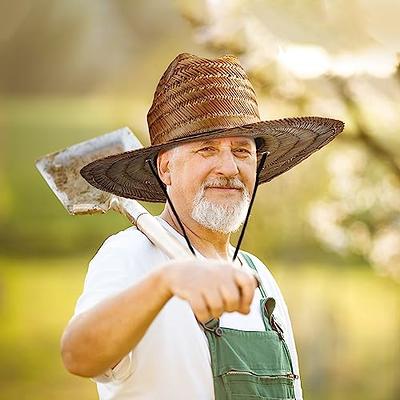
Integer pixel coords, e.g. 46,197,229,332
234,148,251,156
198,146,217,153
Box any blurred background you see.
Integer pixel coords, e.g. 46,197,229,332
1,0,399,399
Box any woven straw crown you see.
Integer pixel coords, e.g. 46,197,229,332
80,52,345,202
147,53,262,146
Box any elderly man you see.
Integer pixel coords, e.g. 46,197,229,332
61,53,344,400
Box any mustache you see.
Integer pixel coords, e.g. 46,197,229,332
203,177,246,190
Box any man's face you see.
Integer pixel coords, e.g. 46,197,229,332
158,136,257,233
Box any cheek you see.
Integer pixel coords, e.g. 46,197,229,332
169,165,196,198
241,163,257,190
170,161,211,199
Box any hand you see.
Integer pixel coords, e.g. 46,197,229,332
160,259,258,323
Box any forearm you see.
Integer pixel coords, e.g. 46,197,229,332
61,265,172,378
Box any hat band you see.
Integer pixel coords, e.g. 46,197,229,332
151,114,261,145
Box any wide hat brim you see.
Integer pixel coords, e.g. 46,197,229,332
80,116,344,203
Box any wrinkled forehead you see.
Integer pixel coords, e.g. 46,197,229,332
174,136,256,152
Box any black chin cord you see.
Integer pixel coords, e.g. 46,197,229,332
232,152,268,262
146,159,196,256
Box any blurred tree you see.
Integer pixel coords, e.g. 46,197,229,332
176,0,400,280
0,0,200,256
0,0,197,95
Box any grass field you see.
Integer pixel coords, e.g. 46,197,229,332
0,256,399,400
0,257,97,400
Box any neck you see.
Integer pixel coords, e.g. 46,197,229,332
159,205,232,260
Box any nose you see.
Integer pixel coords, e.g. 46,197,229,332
214,149,239,177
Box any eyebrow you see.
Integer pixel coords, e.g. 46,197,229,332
196,139,253,147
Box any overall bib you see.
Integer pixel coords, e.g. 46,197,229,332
203,253,298,400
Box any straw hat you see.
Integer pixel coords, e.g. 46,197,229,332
80,53,344,202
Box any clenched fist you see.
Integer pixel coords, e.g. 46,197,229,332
160,259,258,323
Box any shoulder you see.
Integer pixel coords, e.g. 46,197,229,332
94,225,164,264
83,226,167,286
98,226,149,252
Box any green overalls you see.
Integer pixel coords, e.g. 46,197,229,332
202,252,298,400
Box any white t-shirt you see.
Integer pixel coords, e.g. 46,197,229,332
72,217,303,400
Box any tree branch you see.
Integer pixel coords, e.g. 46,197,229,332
332,77,400,184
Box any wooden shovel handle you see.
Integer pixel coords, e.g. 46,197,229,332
110,197,194,260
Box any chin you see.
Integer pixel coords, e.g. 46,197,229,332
206,192,242,203
200,220,244,235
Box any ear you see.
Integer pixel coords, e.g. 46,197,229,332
157,149,172,186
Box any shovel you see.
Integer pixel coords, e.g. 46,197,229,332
35,127,193,260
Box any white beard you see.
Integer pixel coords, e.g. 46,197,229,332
191,177,251,234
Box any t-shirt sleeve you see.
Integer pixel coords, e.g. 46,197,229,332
73,234,132,317
71,232,137,383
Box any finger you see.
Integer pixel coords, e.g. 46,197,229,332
219,282,241,312
190,294,211,323
233,270,257,314
202,289,225,319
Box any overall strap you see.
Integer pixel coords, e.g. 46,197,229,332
240,252,268,298
241,252,285,335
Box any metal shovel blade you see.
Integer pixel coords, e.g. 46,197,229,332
35,127,143,215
